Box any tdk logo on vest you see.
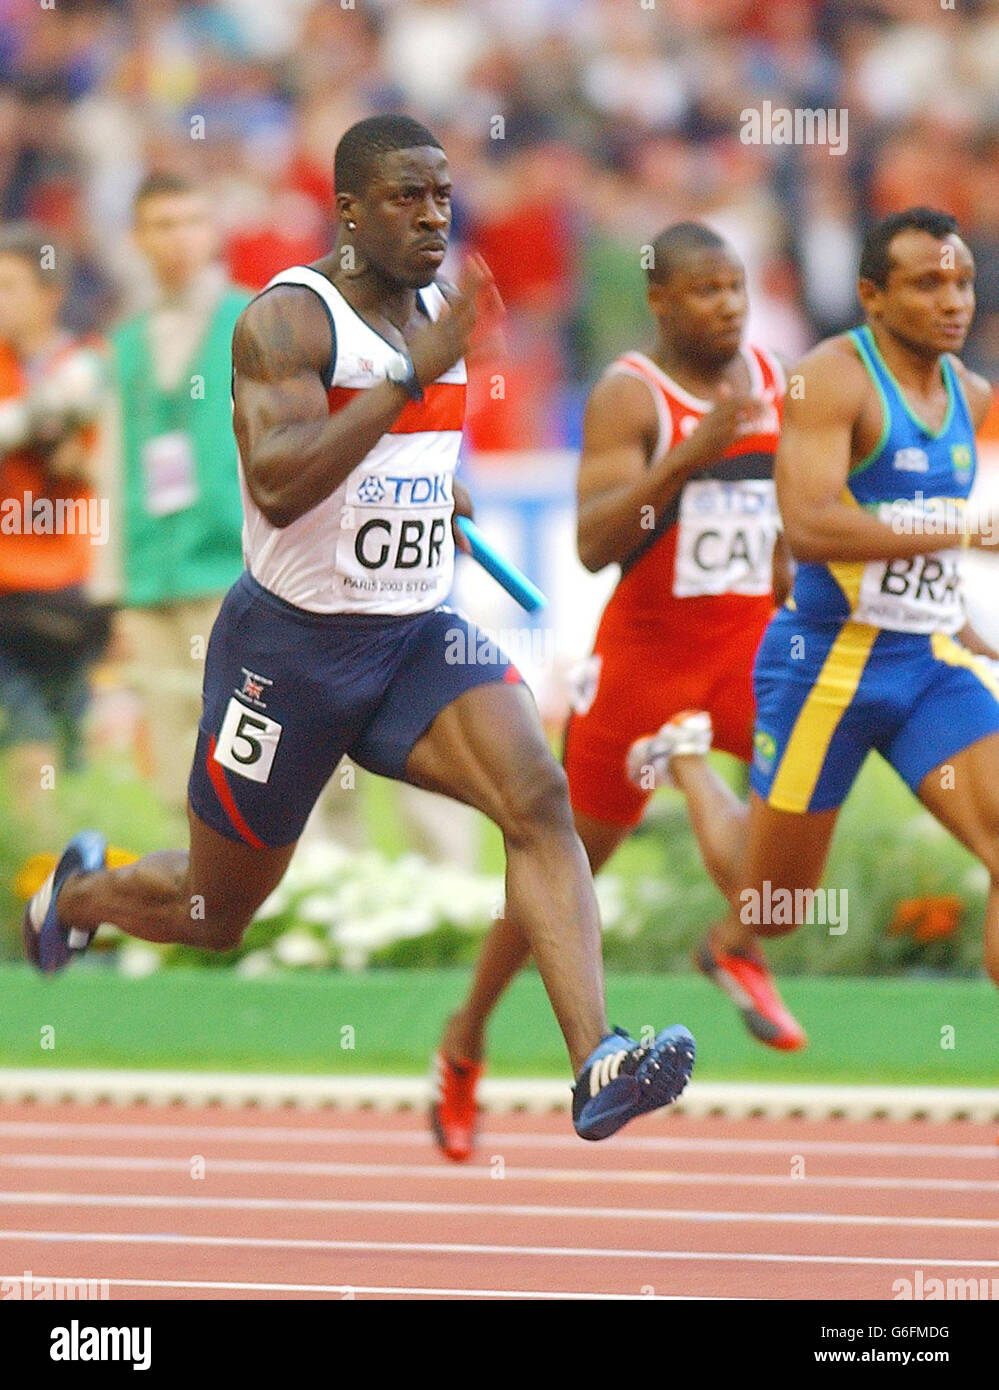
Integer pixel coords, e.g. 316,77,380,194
690,481,775,516
356,474,452,506
892,447,929,473
357,476,385,504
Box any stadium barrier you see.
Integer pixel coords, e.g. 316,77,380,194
0,1068,995,1122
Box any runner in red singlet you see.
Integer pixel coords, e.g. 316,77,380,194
431,223,800,1160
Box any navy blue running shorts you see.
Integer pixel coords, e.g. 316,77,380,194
188,571,523,848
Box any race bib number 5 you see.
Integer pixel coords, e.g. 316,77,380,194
214,698,283,783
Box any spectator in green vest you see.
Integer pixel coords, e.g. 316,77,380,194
109,173,250,812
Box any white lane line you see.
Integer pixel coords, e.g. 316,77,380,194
3,1154,996,1191
0,1274,720,1300
0,1121,994,1160
0,1198,995,1230
2,1233,997,1269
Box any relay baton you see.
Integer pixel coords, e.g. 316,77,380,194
456,516,547,612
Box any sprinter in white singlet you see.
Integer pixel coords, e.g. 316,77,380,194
24,116,697,1147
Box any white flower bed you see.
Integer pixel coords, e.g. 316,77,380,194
105,839,627,975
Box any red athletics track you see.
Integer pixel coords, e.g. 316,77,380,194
0,1101,996,1300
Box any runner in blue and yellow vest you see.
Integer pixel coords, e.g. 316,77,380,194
667,208,999,1045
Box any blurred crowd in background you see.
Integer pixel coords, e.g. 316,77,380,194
3,0,999,448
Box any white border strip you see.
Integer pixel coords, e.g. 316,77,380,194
0,1070,996,1122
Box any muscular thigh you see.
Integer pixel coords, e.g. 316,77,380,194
187,804,296,931
916,732,999,875
740,792,839,897
188,575,383,849
352,606,532,816
403,680,564,824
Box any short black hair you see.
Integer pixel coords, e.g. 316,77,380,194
859,208,961,287
133,171,197,212
0,221,68,288
646,222,731,286
334,115,443,196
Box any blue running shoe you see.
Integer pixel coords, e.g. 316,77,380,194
23,831,107,974
572,1024,696,1140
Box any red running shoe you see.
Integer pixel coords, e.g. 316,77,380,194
430,1052,483,1162
694,938,807,1051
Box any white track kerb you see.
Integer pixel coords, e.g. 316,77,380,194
0,1071,996,1122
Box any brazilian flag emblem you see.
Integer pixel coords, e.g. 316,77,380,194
753,729,777,771
951,444,973,475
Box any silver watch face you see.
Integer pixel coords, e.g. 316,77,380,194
387,353,411,385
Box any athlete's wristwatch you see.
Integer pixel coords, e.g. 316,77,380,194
385,352,424,402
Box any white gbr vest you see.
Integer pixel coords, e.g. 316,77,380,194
239,266,466,615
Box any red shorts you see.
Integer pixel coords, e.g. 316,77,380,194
564,609,772,829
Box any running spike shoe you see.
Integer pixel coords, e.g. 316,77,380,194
572,1024,696,1140
694,937,807,1050
23,830,107,974
430,1050,484,1162
626,710,713,790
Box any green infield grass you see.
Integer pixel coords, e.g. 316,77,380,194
1,965,993,1085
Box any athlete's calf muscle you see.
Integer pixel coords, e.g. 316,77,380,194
56,812,295,953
